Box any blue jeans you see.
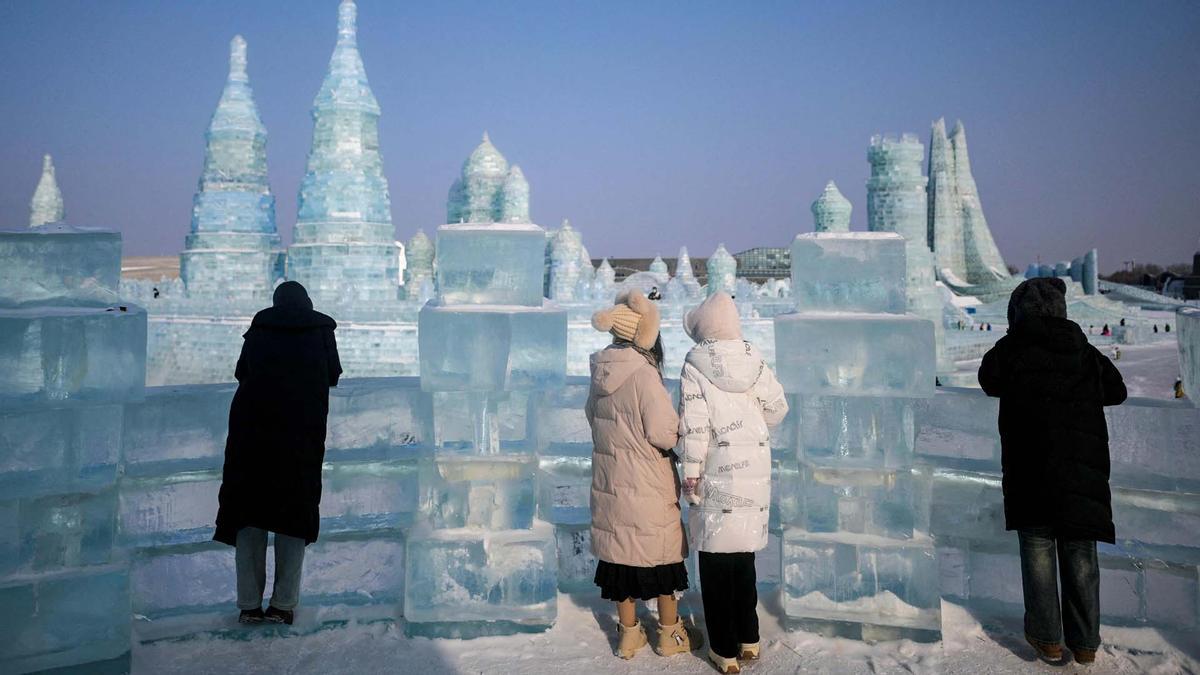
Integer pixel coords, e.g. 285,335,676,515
1017,527,1100,651
235,527,306,611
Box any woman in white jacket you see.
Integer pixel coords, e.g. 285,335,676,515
678,292,788,674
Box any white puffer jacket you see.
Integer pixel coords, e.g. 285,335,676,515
678,294,788,553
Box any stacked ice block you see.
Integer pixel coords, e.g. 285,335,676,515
407,222,564,637
0,225,140,673
1180,307,1199,406
119,379,427,642
775,232,940,641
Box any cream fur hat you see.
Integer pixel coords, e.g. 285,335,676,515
591,289,661,350
683,291,742,342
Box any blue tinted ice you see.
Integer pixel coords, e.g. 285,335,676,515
435,224,547,306
790,233,906,314
537,456,591,525
419,303,567,392
418,454,537,530
797,396,915,469
0,225,121,308
774,313,935,398
0,404,122,499
1179,307,1199,407
799,466,930,539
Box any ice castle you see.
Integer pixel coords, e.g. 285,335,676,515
4,1,1200,670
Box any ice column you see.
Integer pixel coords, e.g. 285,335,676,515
867,134,951,375
1,223,144,671
404,229,435,300
707,243,737,296
288,0,399,303
548,220,583,301
811,181,851,233
408,154,565,637
1179,307,1200,406
180,36,283,301
775,231,940,642
29,154,65,228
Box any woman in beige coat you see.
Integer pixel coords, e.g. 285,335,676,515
588,290,695,660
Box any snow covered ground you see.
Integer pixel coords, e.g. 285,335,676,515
133,591,1197,674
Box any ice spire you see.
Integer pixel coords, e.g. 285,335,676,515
649,255,669,280
811,180,851,233
29,154,64,227
290,0,397,302
501,165,530,223
180,35,281,298
549,220,584,300
706,244,737,296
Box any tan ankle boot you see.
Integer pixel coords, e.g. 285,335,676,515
655,619,695,656
617,620,648,659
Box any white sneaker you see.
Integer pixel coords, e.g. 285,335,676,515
739,642,760,660
708,649,741,673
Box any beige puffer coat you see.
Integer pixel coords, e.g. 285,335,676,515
587,345,686,567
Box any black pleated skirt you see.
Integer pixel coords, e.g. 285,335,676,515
594,559,689,601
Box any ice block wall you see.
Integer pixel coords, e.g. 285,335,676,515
407,219,566,637
1179,307,1199,406
916,387,1200,632
774,231,941,642
0,224,141,673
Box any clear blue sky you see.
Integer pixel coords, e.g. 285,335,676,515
1,0,1197,272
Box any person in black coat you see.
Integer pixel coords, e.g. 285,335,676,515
978,277,1126,665
213,281,342,625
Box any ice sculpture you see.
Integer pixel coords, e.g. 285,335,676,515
548,220,583,301
811,180,851,233
867,134,951,374
403,229,434,299
408,156,566,637
1180,308,1200,406
649,255,669,282
446,133,529,225
288,0,399,303
29,154,65,228
775,230,939,641
180,36,283,300
927,119,1018,301
594,258,616,299
707,243,737,296
0,223,143,672
675,246,703,298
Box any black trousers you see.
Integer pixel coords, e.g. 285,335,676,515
698,551,758,659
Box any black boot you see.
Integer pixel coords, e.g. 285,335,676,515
264,606,294,625
238,608,265,624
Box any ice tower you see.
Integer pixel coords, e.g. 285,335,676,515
180,36,283,300
707,243,737,296
1,218,145,670
811,180,851,233
867,134,951,374
776,229,939,641
548,220,583,301
404,229,435,300
408,138,566,636
927,119,1017,301
29,154,65,228
675,246,702,298
288,0,399,303
446,133,530,225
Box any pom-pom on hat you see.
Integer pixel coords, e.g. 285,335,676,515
591,289,661,350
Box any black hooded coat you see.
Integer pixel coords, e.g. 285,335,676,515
978,277,1127,543
214,282,342,546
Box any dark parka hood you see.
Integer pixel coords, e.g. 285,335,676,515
1007,277,1067,327
250,281,336,331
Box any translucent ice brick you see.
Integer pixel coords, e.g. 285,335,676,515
0,225,122,308
770,457,803,530
435,224,547,306
326,379,432,460
121,383,235,477
419,453,537,530
321,460,420,533
531,380,592,455
403,522,558,637
119,471,221,548
0,305,147,406
554,524,597,592
928,470,1007,545
0,489,117,576
789,233,907,314
797,396,915,469
774,313,935,398
913,387,1001,472
419,302,567,392
433,391,530,452
0,565,131,674
1177,307,1198,406
798,465,930,540
0,403,122,499
781,528,940,638
1105,398,1200,492
537,456,591,525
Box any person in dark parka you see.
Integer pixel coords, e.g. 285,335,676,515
978,277,1126,665
213,281,342,625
